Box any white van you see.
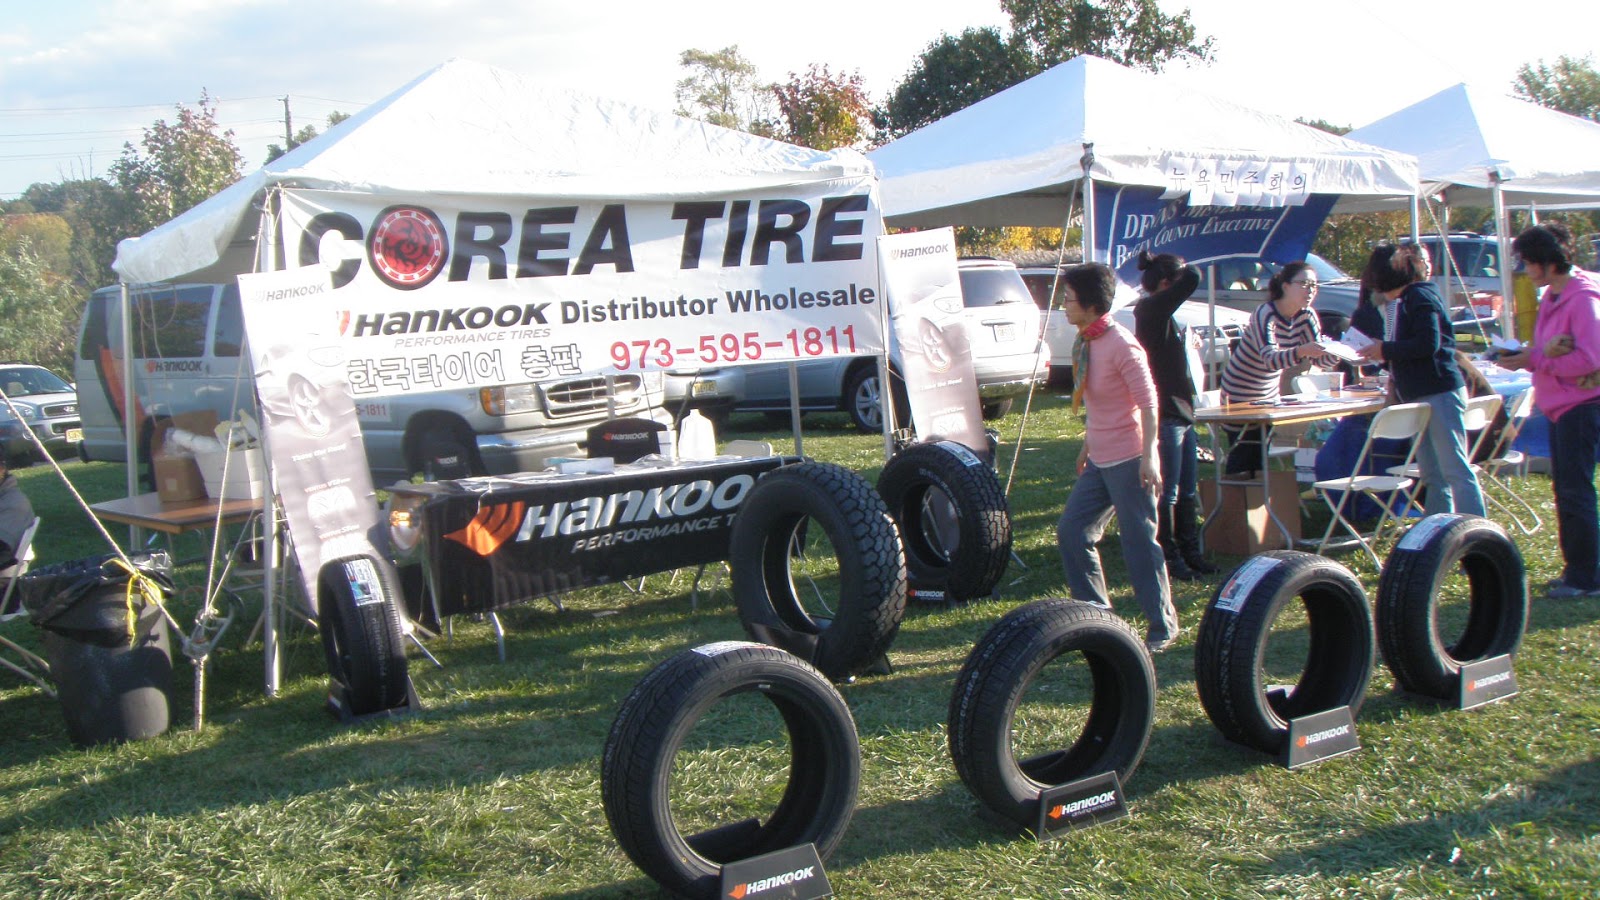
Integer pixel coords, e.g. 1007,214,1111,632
75,283,671,482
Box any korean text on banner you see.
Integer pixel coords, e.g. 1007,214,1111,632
279,186,887,398
877,228,986,453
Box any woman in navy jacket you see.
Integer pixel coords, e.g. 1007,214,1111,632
1357,244,1484,516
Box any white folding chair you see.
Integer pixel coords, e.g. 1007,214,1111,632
0,516,53,696
1385,392,1503,516
1476,386,1541,535
1312,402,1431,569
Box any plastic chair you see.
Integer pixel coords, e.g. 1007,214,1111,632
0,517,53,695
1312,402,1431,569
1385,392,1503,516
1476,387,1541,535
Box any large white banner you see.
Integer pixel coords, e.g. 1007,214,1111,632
278,186,885,398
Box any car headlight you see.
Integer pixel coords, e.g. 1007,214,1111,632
480,383,542,416
13,405,39,421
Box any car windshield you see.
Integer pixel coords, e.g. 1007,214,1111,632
1305,254,1353,283
958,267,1032,308
0,366,71,396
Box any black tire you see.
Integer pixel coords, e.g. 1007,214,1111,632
601,642,860,900
318,555,411,715
412,425,481,481
1195,551,1374,755
948,600,1155,829
1375,514,1528,699
876,440,1011,602
844,365,909,433
980,398,1014,420
730,461,906,679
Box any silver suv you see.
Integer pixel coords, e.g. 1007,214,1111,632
0,364,80,467
665,258,1047,432
73,283,670,481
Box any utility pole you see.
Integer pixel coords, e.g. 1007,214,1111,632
281,96,293,149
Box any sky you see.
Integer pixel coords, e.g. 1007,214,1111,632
2,0,1598,200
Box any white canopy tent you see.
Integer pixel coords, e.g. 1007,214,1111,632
110,59,886,697
115,58,877,285
867,54,1420,237
1346,82,1600,335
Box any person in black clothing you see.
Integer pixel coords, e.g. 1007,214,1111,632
1133,251,1216,581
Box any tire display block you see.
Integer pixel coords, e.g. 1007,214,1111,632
1200,469,1301,556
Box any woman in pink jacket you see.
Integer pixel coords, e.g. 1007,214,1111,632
1499,223,1600,598
1055,263,1178,652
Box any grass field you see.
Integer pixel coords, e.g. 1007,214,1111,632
2,391,1597,899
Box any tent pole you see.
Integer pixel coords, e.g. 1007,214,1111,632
1491,171,1516,339
256,191,283,698
119,283,140,549
1080,143,1097,263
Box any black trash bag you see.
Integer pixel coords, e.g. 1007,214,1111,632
21,551,174,648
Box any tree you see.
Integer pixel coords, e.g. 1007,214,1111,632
0,240,81,373
0,213,73,274
19,178,123,292
266,110,352,163
674,46,778,136
771,66,873,150
1002,0,1214,71
1515,54,1600,122
877,27,1034,140
109,92,244,237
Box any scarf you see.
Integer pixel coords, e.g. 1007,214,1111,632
1070,314,1113,413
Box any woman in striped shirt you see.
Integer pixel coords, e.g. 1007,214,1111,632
1218,261,1339,474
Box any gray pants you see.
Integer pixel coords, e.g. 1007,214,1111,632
1057,457,1178,643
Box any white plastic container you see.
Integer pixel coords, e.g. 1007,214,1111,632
677,409,718,460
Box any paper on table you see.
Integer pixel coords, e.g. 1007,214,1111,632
1491,334,1524,352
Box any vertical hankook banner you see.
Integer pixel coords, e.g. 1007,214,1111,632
877,228,986,454
236,265,392,611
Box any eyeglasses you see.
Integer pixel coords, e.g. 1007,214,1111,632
1290,279,1319,289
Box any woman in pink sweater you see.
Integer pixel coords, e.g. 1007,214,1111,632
1498,223,1600,598
1055,263,1179,652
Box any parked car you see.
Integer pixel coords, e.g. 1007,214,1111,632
74,283,671,482
665,258,1049,432
1018,265,1250,391
1204,252,1363,338
1415,232,1509,336
0,364,80,467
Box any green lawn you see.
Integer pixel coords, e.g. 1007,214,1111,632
2,393,1596,899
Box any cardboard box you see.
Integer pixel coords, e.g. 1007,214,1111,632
150,410,222,503
1200,468,1302,556
153,456,207,503
195,446,267,500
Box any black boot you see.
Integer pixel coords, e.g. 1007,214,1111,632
1174,496,1218,575
1159,502,1197,581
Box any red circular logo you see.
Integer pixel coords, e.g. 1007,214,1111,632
368,206,447,289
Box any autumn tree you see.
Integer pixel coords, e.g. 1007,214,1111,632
771,65,873,150
19,178,124,291
0,240,80,373
109,92,244,237
674,46,779,136
1515,54,1600,122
